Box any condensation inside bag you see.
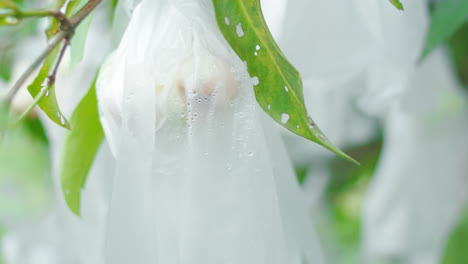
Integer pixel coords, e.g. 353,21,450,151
97,0,324,263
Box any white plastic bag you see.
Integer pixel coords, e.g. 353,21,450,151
362,49,468,264
97,0,324,263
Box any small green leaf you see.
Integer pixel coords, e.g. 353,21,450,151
66,0,93,67
60,77,104,216
212,0,357,164
388,0,404,11
421,0,468,59
27,46,70,129
45,0,67,38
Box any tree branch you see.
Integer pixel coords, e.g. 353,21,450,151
3,30,67,105
1,0,103,107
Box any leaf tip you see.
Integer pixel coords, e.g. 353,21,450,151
389,0,405,11
63,188,82,217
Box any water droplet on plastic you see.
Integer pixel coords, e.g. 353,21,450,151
189,89,197,97
248,152,254,157
236,23,244,37
281,113,290,124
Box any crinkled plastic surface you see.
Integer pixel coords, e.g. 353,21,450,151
97,0,324,263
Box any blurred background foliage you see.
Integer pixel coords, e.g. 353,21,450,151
0,0,467,263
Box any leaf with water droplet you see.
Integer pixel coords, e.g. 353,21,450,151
27,46,70,129
212,0,358,164
60,76,104,216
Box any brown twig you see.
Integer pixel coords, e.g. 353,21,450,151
48,38,70,85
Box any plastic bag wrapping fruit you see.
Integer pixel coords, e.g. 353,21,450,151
274,0,428,164
362,49,468,264
96,0,325,263
263,1,467,263
274,0,428,117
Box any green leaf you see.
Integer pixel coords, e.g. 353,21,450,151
45,0,67,38
60,77,104,216
212,0,357,164
27,46,71,129
421,0,468,59
388,0,404,11
448,22,468,85
65,0,93,66
443,210,468,264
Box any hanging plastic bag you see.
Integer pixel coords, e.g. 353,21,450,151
96,0,324,263
362,48,468,264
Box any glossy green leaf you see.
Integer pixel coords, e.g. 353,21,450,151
27,46,70,129
388,0,404,10
421,0,468,59
66,0,93,67
60,78,104,216
212,0,357,164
